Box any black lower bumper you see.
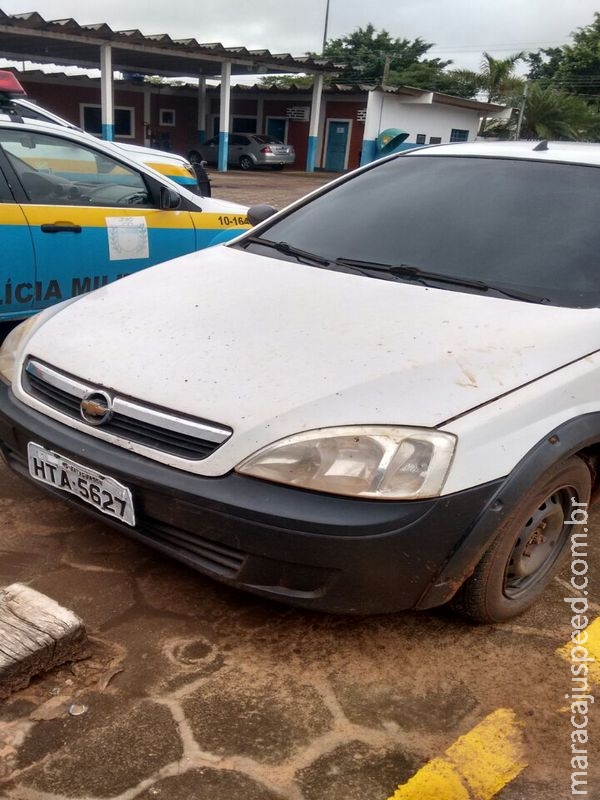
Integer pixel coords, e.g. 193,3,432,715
0,382,503,613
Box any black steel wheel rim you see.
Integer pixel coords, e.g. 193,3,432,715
503,487,574,599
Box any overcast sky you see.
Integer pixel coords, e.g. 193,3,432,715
0,0,598,74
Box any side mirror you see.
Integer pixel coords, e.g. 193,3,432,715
160,186,182,210
247,204,278,226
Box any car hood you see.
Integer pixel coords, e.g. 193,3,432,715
20,246,600,474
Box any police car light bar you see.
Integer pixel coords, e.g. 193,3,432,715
0,71,27,96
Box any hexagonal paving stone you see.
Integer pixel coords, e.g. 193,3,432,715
296,740,422,800
329,677,479,734
18,694,182,797
182,669,333,764
137,768,282,799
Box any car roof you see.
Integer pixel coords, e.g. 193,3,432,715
0,116,133,159
404,139,600,166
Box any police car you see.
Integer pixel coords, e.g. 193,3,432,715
1,140,598,622
0,117,249,321
0,71,207,194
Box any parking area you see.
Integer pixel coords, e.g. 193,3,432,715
207,167,338,208
1,169,599,800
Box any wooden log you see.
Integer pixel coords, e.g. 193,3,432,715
0,583,88,699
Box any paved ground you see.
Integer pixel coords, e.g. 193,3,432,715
208,167,338,208
1,170,599,800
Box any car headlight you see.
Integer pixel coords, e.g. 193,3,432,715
0,315,40,384
0,297,82,385
236,426,456,500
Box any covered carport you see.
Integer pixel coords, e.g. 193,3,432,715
0,9,336,171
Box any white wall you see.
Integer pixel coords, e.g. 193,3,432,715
377,95,482,142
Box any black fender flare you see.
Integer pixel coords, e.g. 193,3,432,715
416,412,600,610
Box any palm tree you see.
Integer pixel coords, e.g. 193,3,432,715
518,83,600,140
446,52,524,134
479,51,525,103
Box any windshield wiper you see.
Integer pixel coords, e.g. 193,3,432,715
335,257,550,304
242,236,330,266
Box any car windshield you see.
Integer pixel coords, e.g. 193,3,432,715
236,155,600,308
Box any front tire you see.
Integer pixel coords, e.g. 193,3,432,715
453,456,591,623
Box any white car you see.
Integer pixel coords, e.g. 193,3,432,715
1,139,598,622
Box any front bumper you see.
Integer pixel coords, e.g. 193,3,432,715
0,382,502,613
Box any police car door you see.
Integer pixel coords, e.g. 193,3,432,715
0,156,36,319
0,128,196,310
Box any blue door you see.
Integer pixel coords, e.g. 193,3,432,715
325,121,349,171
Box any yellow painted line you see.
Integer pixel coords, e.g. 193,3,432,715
557,615,600,685
388,708,526,800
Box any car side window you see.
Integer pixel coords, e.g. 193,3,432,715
0,129,154,208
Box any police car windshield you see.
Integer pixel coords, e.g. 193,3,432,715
238,155,600,309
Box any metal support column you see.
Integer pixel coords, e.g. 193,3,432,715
306,73,323,172
100,43,114,141
218,62,231,172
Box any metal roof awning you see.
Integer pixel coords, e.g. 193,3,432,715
0,9,338,78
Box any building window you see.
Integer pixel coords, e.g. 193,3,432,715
159,109,176,126
429,136,442,144
81,105,135,138
450,128,469,142
416,133,426,144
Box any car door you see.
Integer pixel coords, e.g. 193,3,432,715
0,128,197,311
228,134,250,166
0,158,36,319
199,136,220,165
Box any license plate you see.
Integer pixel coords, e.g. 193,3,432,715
27,442,135,526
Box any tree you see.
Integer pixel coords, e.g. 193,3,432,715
453,51,524,104
312,23,452,87
386,60,479,97
525,47,565,82
526,13,600,96
517,83,600,140
258,74,314,89
485,83,600,141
